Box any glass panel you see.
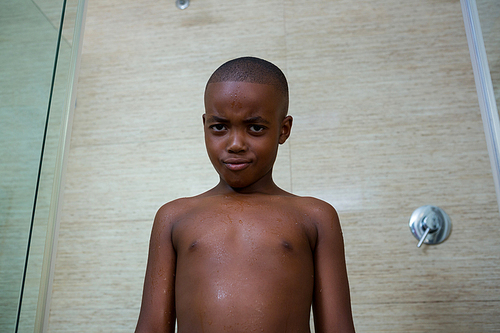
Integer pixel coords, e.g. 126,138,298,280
0,0,65,331
16,0,83,330
476,0,500,116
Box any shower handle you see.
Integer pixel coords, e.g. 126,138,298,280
417,227,431,248
409,205,451,248
416,213,439,247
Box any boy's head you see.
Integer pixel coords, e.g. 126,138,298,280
205,57,289,119
203,57,292,190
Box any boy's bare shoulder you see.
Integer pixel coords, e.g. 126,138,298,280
290,195,340,227
153,191,222,226
154,195,205,225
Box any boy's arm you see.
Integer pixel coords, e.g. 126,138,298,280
312,201,355,333
135,204,177,333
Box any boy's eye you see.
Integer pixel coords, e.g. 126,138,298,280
249,125,266,133
210,124,226,132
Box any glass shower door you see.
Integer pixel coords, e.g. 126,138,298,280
0,0,65,331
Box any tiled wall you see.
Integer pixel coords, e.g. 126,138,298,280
48,0,500,331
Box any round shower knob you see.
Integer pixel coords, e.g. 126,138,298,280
409,205,451,247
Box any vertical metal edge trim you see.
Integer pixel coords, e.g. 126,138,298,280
460,0,500,215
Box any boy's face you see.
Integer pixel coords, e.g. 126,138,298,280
203,81,292,190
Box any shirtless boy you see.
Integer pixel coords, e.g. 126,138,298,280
135,57,355,333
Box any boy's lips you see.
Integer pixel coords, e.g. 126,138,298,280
223,158,251,171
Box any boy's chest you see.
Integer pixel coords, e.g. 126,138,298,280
172,199,316,259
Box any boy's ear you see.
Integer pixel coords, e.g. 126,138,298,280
279,115,293,144
202,114,206,126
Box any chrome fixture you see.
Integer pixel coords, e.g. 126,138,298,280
409,205,451,247
176,0,189,9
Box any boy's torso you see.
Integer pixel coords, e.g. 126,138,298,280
170,193,319,332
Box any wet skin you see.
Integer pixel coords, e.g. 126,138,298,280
135,82,355,333
173,193,317,332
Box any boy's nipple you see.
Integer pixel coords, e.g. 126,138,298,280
189,240,198,251
281,240,293,251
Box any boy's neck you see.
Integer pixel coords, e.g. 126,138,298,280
211,176,289,196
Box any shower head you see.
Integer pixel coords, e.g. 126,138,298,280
176,0,189,10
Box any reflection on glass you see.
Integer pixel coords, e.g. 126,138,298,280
0,0,61,330
0,0,81,331
476,0,500,117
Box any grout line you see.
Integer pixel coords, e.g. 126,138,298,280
282,0,293,193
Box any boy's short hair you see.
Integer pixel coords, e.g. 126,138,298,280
206,57,289,114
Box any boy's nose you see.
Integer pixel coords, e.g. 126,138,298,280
227,131,247,153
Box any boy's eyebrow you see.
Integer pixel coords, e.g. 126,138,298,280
243,116,271,125
206,115,229,123
206,115,271,124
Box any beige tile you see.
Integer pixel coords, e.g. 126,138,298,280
352,301,500,332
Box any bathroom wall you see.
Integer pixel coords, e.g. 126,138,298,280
48,0,500,331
